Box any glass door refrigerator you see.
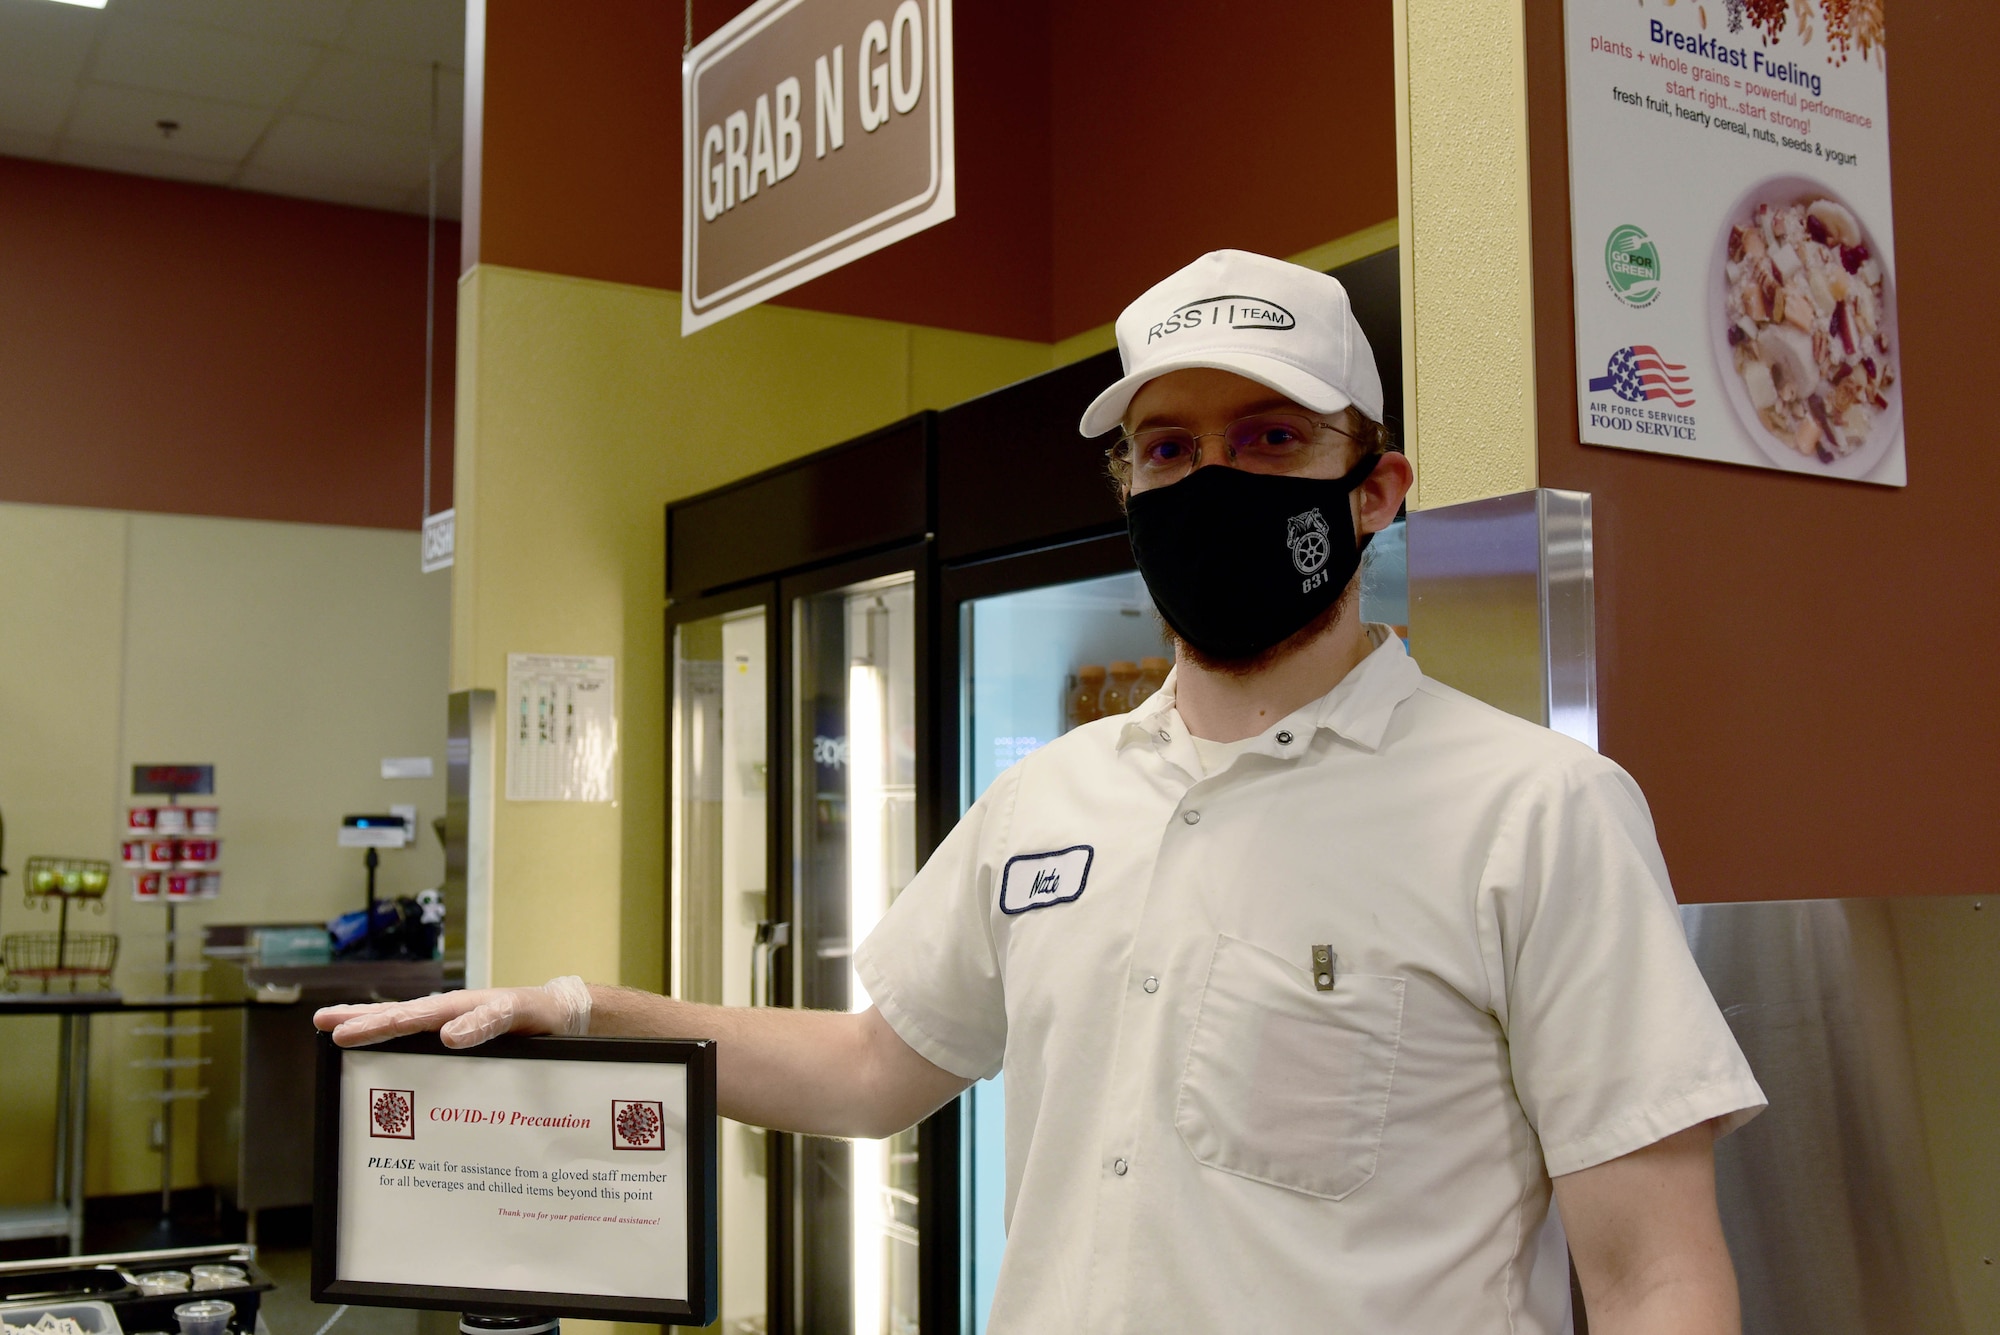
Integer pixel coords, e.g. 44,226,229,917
666,416,947,1335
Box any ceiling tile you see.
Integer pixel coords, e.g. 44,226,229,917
292,50,463,143
139,0,355,44
0,127,59,161
56,138,237,186
0,70,78,138
234,162,412,213
0,0,104,83
247,112,427,189
93,15,321,107
336,0,463,70
395,147,463,221
65,82,271,161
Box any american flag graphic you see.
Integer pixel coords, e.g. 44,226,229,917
1588,346,1695,407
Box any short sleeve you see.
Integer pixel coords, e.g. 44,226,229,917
853,778,1011,1082
1483,757,1766,1177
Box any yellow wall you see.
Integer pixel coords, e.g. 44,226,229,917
1394,0,1540,508
450,265,1051,994
0,503,449,1201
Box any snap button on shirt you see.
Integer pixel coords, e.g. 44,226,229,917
853,628,1765,1335
1142,975,1159,994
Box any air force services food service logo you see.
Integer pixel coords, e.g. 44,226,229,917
999,845,1094,915
1146,294,1296,344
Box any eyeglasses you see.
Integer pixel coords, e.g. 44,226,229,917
1109,411,1357,487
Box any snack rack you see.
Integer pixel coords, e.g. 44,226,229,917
3,858,117,992
121,767,220,1219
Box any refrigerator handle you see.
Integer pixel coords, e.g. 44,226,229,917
751,920,791,1008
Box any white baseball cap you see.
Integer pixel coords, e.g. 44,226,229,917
1078,249,1385,437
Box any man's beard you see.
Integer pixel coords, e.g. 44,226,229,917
1162,576,1360,679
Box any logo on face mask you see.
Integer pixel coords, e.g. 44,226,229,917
1286,509,1331,576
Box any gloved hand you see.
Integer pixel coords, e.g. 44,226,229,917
314,976,593,1048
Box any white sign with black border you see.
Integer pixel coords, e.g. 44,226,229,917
313,1033,717,1326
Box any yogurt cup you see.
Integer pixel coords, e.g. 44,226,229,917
127,807,159,831
186,807,220,835
193,871,222,900
153,808,189,836
177,838,221,868
144,839,180,870
122,839,150,868
171,1298,233,1335
132,871,163,901
165,872,196,901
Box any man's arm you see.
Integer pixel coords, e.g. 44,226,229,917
1552,1121,1740,1335
315,982,971,1141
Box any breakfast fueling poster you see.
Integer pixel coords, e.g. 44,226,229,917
1564,0,1902,486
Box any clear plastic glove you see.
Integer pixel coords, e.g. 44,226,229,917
314,976,592,1048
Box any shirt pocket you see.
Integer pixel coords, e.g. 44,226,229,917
1174,932,1406,1200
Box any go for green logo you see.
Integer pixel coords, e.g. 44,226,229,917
1604,224,1661,307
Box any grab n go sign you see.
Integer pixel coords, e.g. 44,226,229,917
681,0,955,334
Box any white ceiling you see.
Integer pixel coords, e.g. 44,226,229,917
0,0,465,219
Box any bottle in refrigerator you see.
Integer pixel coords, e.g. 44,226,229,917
1067,665,1106,731
1100,661,1140,717
1131,656,1170,710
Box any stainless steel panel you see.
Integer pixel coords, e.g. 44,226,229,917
1682,896,1996,1334
445,689,496,989
1406,489,1596,749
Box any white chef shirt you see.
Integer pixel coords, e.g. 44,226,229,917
855,627,1765,1334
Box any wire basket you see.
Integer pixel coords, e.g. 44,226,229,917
23,856,113,902
2,930,119,991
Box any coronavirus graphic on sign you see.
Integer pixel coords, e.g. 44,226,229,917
612,1099,665,1151
370,1088,416,1139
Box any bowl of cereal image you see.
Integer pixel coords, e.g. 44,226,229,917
1710,175,1901,479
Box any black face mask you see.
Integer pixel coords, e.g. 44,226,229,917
1126,456,1380,663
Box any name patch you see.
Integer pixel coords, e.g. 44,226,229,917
999,845,1094,915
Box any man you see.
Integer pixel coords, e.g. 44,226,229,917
322,250,1765,1333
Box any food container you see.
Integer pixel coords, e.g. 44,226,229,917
185,808,219,835
170,1300,232,1335
193,872,221,901
152,808,189,836
126,807,158,832
143,840,179,871
121,840,150,868
176,839,220,868
187,1268,244,1294
132,872,162,902
134,1272,189,1296
164,872,197,902
0,1301,123,1335
112,1257,270,1335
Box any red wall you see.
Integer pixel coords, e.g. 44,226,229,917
1048,0,1397,338
0,156,456,531
1524,0,2000,901
476,0,1396,342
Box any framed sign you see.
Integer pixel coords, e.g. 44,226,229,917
681,0,955,333
313,1034,717,1326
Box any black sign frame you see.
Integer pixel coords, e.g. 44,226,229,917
312,1032,717,1326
